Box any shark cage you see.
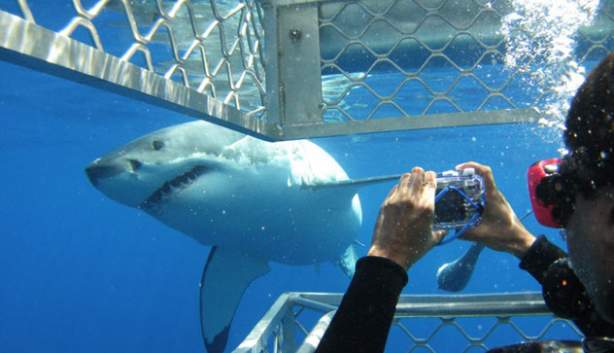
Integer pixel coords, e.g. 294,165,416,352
2,0,614,352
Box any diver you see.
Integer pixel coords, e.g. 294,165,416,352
314,53,614,353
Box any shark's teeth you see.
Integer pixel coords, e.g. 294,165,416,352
140,165,208,211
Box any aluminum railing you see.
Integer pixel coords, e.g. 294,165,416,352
1,0,614,140
232,292,583,353
0,0,270,136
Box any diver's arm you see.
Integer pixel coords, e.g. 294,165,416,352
455,162,537,258
315,169,444,353
519,236,614,336
315,256,407,353
518,235,566,282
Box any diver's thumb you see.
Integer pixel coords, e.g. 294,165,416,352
433,230,448,244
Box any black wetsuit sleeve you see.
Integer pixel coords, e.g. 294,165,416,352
519,235,614,337
518,235,566,283
315,256,408,353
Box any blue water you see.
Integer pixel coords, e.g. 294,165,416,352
0,4,604,352
0,59,578,352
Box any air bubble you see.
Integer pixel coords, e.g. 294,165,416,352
501,0,598,137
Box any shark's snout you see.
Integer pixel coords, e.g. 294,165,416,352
85,157,144,185
85,157,158,208
85,162,126,185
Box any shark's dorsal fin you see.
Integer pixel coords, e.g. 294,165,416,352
200,247,270,353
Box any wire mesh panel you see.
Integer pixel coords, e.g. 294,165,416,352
389,315,582,353
232,292,584,353
8,0,266,110
305,0,614,136
2,0,614,139
319,0,515,121
0,0,272,136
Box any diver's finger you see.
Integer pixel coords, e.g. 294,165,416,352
457,229,475,242
457,225,487,243
456,161,497,193
420,171,437,207
399,172,412,193
408,167,425,193
424,171,437,191
433,229,448,243
385,183,399,201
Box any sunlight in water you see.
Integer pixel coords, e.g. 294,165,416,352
501,0,599,135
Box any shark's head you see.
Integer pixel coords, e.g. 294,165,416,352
85,121,245,208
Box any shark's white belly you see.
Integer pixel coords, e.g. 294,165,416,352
147,165,362,265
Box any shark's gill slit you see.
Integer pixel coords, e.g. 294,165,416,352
140,165,208,209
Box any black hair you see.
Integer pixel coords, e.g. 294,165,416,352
540,54,614,226
563,53,614,197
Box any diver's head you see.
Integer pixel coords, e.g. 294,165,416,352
564,52,614,201
561,53,614,323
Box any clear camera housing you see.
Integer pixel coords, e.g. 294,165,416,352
434,168,485,230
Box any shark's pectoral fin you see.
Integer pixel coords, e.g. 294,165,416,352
200,247,270,353
338,244,359,277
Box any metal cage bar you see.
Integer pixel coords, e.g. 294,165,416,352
231,292,583,353
0,10,275,137
0,0,277,138
3,0,614,139
264,0,614,138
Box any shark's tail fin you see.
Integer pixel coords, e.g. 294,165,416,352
436,242,485,292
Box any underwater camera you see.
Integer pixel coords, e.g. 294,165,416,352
303,167,485,244
434,169,485,244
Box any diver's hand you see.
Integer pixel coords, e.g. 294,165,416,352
368,167,447,270
456,162,536,258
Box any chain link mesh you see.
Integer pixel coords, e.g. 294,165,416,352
3,0,266,115
240,300,583,353
4,0,614,137
318,0,614,123
388,316,583,353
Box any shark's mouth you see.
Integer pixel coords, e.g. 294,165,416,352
140,165,208,210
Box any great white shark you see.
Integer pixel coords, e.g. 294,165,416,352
85,120,364,353
85,120,484,352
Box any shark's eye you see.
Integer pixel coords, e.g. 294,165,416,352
152,140,165,151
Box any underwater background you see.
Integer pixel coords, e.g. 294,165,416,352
0,60,591,353
0,0,609,352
